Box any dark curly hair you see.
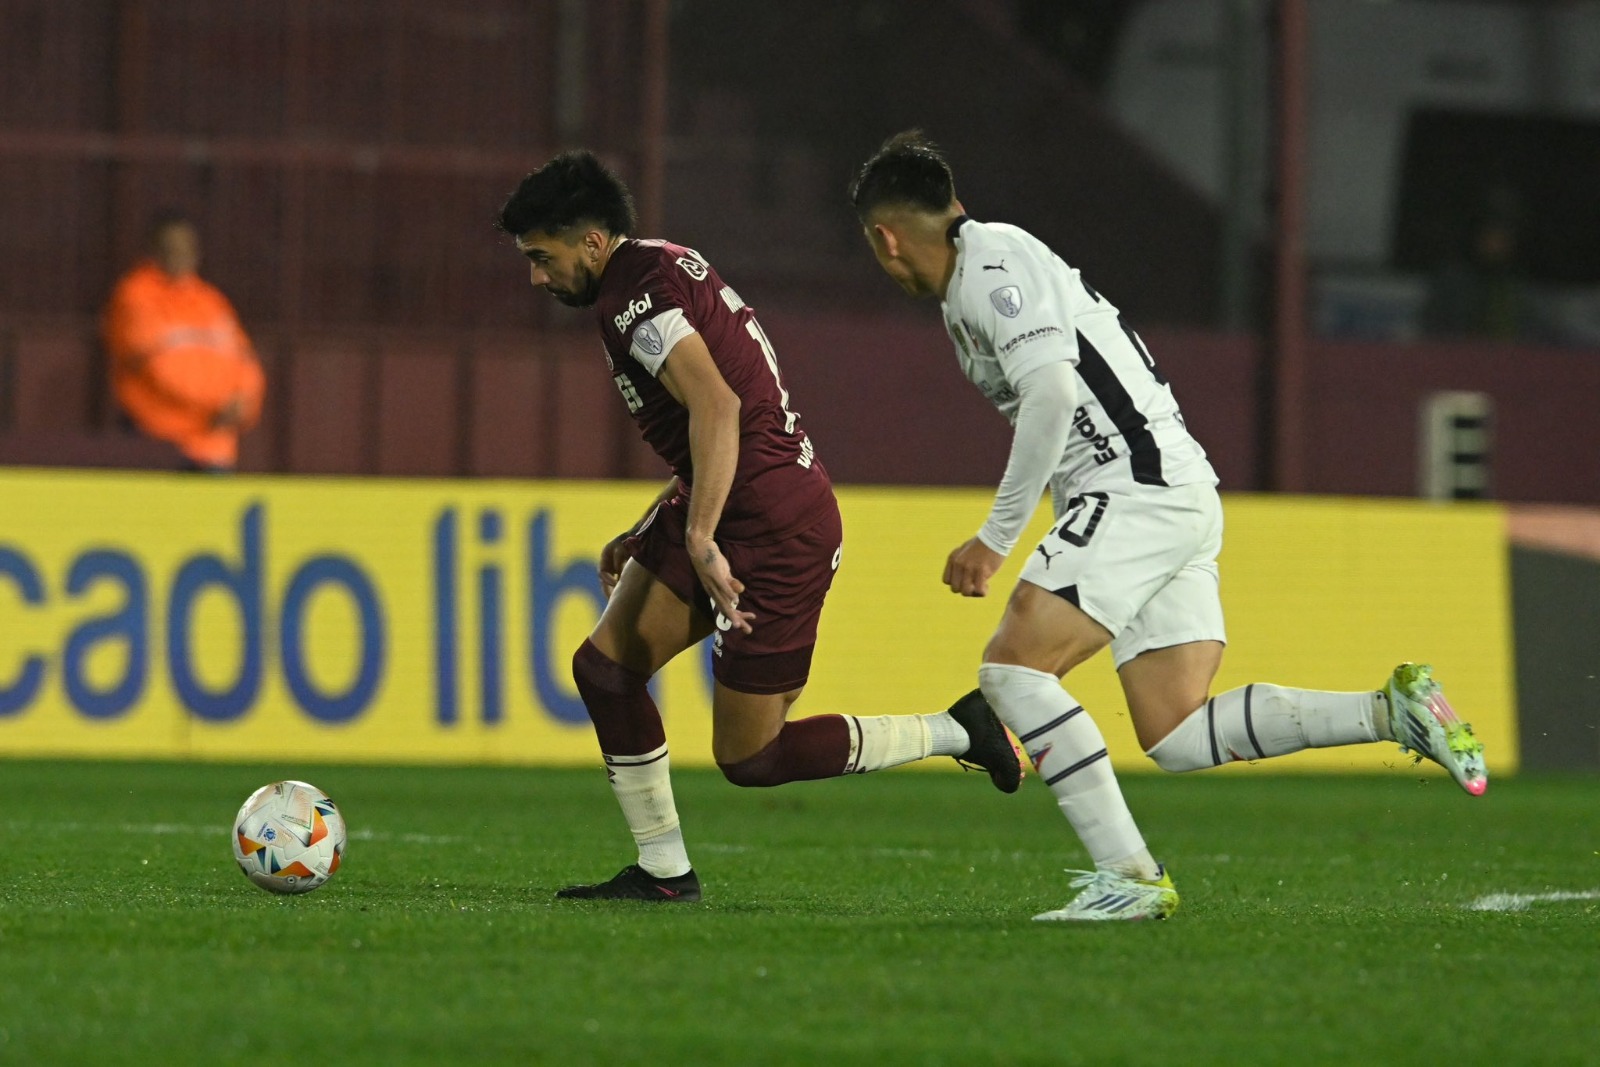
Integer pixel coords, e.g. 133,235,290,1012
849,130,957,219
496,150,638,238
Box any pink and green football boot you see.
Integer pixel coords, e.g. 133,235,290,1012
1384,663,1488,796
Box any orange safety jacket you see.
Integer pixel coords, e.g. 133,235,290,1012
101,260,265,469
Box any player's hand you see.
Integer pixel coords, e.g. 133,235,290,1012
597,530,637,599
687,535,755,634
943,537,1005,597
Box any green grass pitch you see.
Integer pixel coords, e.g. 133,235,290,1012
1,759,1595,1065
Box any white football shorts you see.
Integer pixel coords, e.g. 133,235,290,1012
1017,481,1226,668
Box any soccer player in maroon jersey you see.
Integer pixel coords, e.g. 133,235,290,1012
496,151,1022,902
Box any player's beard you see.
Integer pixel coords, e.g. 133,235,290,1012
547,263,603,308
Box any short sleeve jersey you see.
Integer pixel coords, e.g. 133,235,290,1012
594,239,831,543
940,217,1216,497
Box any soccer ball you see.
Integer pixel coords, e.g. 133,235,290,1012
232,780,347,895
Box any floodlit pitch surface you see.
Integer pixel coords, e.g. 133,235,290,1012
1,761,1593,1065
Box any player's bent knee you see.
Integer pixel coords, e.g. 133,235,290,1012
571,639,645,701
1141,714,1215,773
1143,737,1204,774
570,639,667,756
717,739,783,788
978,660,1057,702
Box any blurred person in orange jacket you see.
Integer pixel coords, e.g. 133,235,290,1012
102,212,264,471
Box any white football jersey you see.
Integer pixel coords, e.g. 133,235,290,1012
941,217,1216,507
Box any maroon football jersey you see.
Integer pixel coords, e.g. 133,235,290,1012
594,239,832,543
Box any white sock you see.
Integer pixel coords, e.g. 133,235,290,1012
842,713,968,774
603,744,691,878
1145,683,1385,773
926,711,971,756
978,662,1157,878
1371,690,1394,741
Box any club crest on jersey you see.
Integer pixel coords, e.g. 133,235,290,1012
634,319,664,357
676,255,708,281
990,285,1023,318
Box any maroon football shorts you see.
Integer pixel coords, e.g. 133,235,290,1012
628,491,844,695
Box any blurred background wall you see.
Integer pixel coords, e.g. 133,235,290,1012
1,0,1598,501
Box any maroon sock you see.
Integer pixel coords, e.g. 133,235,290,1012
571,639,665,756
718,715,852,787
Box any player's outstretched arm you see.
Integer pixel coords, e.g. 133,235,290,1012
656,333,755,633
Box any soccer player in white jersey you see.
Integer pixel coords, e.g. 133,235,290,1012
849,131,1488,922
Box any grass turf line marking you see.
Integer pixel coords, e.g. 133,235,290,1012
1465,889,1600,912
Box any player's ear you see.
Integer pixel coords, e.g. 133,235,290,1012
873,222,901,259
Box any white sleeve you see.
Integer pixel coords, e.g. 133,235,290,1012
629,307,697,376
975,361,1078,555
961,261,1078,387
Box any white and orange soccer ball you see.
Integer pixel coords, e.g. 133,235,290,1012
232,780,347,895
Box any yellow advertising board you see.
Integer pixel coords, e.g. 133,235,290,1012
0,469,1516,774
814,488,1517,776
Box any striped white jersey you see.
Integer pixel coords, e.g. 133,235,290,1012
941,216,1216,514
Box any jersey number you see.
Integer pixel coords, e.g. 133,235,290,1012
1052,492,1109,548
1084,273,1167,385
614,372,643,413
745,319,800,434
1118,316,1167,385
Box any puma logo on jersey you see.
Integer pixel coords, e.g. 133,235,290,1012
1035,544,1062,569
983,260,1008,272
614,293,653,332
